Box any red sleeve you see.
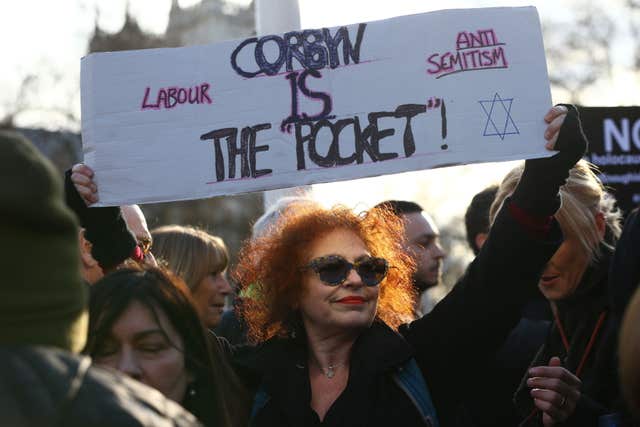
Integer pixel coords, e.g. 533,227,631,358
508,201,554,239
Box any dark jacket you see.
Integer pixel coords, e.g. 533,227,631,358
232,201,562,427
215,306,249,346
610,208,640,320
515,245,630,426
0,346,201,427
459,300,551,427
610,208,640,426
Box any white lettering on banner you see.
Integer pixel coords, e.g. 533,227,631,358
599,173,640,185
590,153,640,166
81,6,552,206
603,118,640,153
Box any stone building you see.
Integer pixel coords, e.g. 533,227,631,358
89,0,254,53
17,0,262,265
166,0,255,46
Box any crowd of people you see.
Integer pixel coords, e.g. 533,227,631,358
2,104,640,427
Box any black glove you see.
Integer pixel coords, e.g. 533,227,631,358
64,169,136,271
512,104,587,216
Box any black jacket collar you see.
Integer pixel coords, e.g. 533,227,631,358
236,320,415,398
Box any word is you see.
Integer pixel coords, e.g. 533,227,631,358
427,29,508,79
141,83,212,110
281,69,333,132
230,24,367,78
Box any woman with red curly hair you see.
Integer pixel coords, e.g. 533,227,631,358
237,205,416,344
229,106,587,427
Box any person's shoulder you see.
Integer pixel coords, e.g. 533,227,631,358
80,361,200,426
208,329,235,356
0,346,201,427
227,335,293,388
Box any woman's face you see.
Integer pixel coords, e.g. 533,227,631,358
538,232,590,301
192,271,232,328
298,228,380,337
92,300,192,403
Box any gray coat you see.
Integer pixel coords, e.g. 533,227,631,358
0,346,201,427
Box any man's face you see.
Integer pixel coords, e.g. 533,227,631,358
401,212,445,292
121,205,157,266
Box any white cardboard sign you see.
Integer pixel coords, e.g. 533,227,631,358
81,6,552,206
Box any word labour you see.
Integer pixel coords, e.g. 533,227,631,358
427,29,508,79
141,83,212,110
231,24,367,78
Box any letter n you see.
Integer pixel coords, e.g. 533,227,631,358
603,118,630,153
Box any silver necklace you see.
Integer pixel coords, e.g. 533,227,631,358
318,362,343,379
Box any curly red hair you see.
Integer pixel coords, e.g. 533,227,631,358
234,204,416,343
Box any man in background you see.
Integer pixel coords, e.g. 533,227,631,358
374,200,446,316
464,185,499,255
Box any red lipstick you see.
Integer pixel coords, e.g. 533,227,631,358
336,296,365,304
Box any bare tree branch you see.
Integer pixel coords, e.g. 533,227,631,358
543,2,615,103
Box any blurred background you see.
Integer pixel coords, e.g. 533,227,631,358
2,0,638,301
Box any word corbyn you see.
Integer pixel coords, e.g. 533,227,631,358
230,24,367,77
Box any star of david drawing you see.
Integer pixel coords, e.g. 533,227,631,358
478,93,520,140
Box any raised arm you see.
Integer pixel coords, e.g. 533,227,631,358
399,105,587,421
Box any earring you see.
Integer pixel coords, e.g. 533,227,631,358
187,383,197,397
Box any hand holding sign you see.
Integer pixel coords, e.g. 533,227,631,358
512,105,588,216
71,164,98,205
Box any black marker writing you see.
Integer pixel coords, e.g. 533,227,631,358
200,123,272,181
230,24,367,78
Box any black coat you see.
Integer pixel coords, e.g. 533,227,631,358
0,346,201,427
231,201,562,427
514,245,632,426
610,208,640,319
458,303,551,427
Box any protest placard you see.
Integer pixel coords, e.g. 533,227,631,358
579,106,640,215
81,6,552,206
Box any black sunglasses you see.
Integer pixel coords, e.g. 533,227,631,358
302,255,389,287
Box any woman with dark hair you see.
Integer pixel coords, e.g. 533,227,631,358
84,267,249,427
230,105,588,427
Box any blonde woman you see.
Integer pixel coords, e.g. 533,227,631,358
152,225,232,329
491,160,624,426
